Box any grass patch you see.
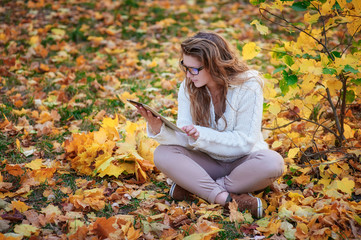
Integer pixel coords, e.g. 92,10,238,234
214,221,244,239
57,173,78,192
0,132,27,164
27,182,49,211
95,203,114,218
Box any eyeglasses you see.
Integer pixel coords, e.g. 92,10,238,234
180,60,204,75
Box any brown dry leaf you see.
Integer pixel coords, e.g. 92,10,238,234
41,205,62,223
229,200,244,223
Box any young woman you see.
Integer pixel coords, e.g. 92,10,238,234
136,31,284,219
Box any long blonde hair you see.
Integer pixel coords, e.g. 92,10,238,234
180,31,250,128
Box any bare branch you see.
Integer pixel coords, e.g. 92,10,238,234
273,118,316,170
326,88,345,142
339,73,349,141
259,8,335,60
262,116,339,140
262,119,300,130
341,24,361,56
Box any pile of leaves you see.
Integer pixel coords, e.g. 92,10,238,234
0,0,361,239
64,116,157,182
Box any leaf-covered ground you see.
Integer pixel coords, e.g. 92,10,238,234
1,0,361,239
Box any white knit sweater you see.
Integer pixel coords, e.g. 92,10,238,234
147,70,269,162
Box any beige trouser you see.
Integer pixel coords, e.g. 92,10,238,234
154,145,284,203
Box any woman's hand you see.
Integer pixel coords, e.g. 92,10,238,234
182,125,199,140
136,106,162,134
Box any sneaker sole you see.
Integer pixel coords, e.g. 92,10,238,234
169,183,176,198
249,193,263,218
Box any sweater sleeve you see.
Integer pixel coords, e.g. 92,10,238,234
147,122,190,147
189,80,264,158
146,81,192,147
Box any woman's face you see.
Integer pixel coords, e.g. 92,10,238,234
182,54,215,88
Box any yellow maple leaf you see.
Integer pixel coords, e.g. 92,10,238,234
271,141,282,149
257,220,281,235
327,79,342,95
94,128,108,144
242,42,260,60
147,60,157,68
298,59,322,75
25,158,43,170
11,200,30,213
288,192,304,200
119,91,137,104
329,164,342,175
101,116,121,141
268,104,281,115
337,177,355,195
288,148,299,159
300,77,316,94
320,0,336,15
16,138,21,151
14,224,39,237
97,163,125,178
304,12,320,24
68,220,85,235
250,20,269,35
51,28,66,37
343,124,354,139
138,133,159,163
183,229,222,240
29,35,40,46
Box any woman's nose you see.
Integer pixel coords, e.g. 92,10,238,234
186,70,193,78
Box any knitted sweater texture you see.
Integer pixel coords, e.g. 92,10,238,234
147,70,269,162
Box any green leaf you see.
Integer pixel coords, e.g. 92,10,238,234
249,0,266,5
283,70,298,85
284,55,294,66
346,90,355,103
323,68,337,75
344,65,359,74
286,75,298,85
354,214,361,225
273,66,286,74
331,51,341,58
291,1,311,11
272,50,287,59
287,179,293,186
351,78,361,85
279,79,289,95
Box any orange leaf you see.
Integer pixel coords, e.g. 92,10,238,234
11,200,30,213
69,225,88,240
38,111,52,124
39,63,49,72
6,165,24,177
14,100,24,108
31,168,56,183
93,217,117,238
76,55,86,66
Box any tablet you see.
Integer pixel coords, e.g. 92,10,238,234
127,99,185,133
